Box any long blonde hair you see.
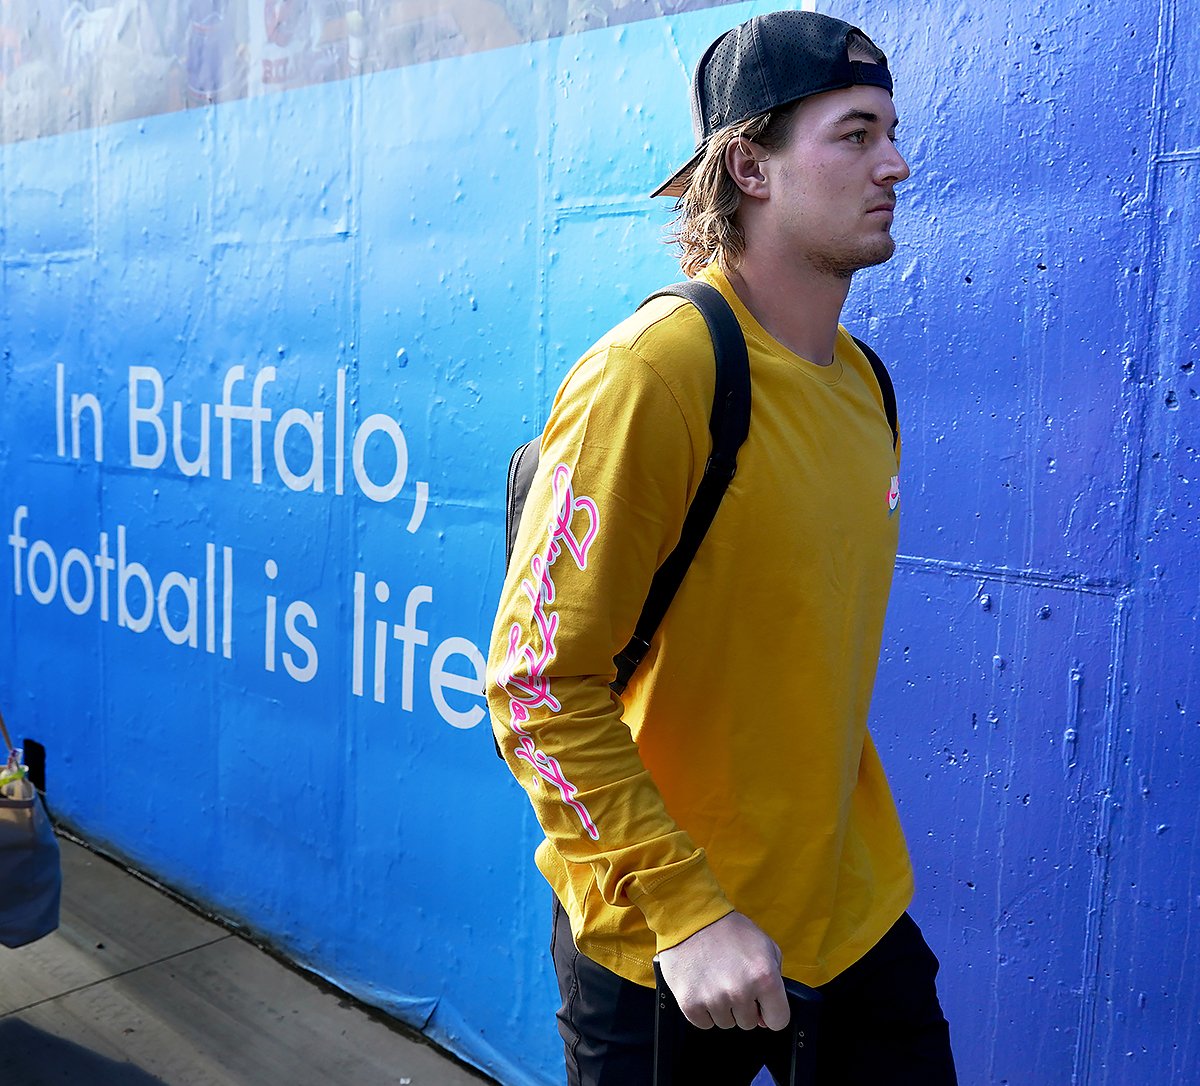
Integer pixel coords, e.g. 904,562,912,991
667,107,797,278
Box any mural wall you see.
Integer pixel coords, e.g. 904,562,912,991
1,1,1196,1083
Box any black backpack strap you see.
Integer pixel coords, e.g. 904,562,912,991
504,436,542,569
851,336,898,451
611,280,751,695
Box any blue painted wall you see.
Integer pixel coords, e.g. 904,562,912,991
1,1,1197,1083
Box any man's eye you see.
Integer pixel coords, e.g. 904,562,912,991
846,131,867,144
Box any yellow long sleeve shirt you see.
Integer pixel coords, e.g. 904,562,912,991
487,264,914,988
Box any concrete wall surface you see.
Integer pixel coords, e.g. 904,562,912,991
1,1,1196,1083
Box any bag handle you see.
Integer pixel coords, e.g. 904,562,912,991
0,706,27,791
0,705,14,759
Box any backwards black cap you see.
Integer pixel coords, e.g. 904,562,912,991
652,10,892,198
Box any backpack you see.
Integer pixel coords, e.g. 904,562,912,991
499,280,897,727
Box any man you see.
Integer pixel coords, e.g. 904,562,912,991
487,11,957,1084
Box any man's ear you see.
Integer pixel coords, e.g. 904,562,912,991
725,137,769,200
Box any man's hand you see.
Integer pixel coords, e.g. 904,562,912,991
657,912,790,1031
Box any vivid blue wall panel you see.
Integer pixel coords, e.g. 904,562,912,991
842,3,1153,582
876,566,1119,1084
1094,147,1200,1085
2,2,1198,1084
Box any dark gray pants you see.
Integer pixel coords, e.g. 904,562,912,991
551,901,958,1086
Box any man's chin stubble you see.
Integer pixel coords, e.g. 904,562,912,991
809,237,897,280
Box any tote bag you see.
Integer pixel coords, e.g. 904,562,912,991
0,710,61,949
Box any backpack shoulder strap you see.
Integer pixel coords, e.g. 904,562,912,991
611,280,751,694
851,335,899,451
504,436,542,570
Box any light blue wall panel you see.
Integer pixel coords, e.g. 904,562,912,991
0,37,563,1083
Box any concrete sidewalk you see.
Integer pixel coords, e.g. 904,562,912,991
0,837,496,1086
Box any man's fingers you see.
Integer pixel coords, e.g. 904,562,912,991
681,986,781,1031
658,913,791,1032
680,1003,718,1030
731,998,762,1030
756,978,791,1031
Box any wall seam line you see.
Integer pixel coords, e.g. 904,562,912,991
1070,0,1178,1080
895,554,1129,595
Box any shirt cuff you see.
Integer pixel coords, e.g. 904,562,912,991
630,848,735,953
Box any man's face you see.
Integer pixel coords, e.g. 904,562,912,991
755,82,909,279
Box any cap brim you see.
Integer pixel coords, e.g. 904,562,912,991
650,146,704,199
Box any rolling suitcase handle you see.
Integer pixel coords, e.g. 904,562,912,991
653,959,822,1086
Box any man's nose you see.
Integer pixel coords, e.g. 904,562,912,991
879,144,910,185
